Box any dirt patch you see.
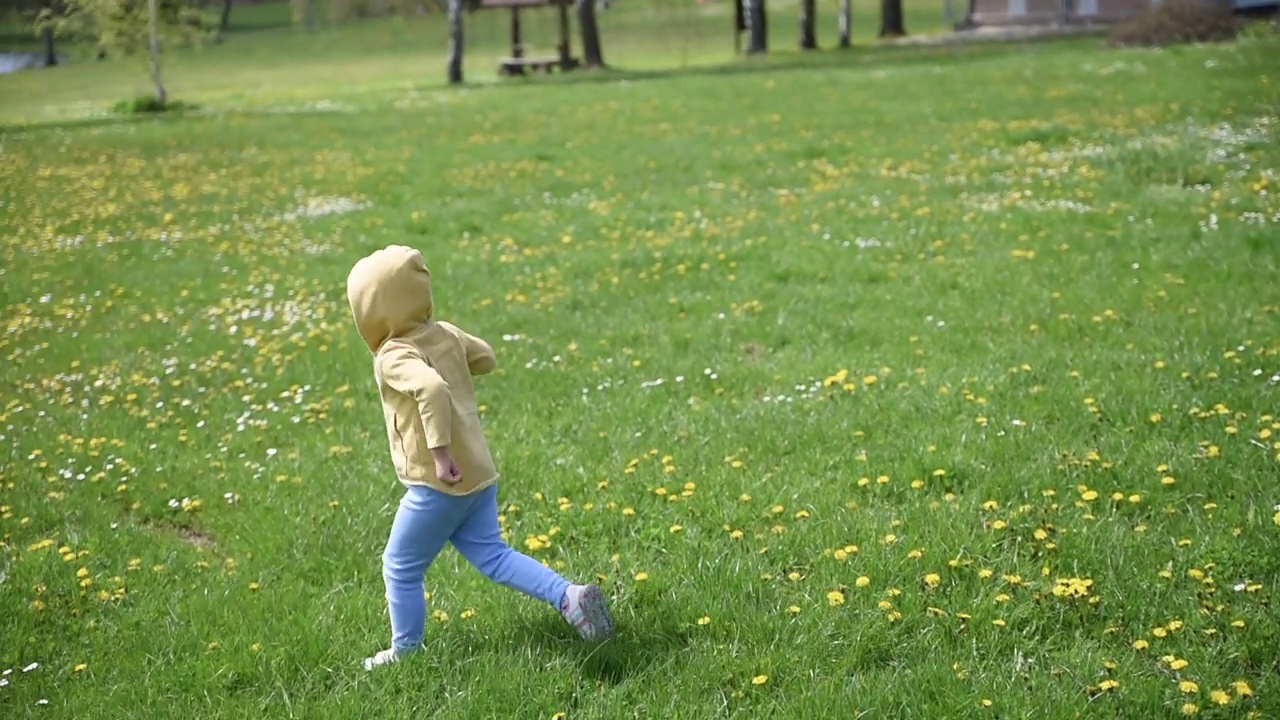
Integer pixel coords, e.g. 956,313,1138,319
178,527,216,550
742,342,768,360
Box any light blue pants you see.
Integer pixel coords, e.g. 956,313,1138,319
383,482,571,652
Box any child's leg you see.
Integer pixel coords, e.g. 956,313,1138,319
448,484,571,608
382,484,471,652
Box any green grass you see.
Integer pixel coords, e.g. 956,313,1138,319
2,14,1280,720
0,0,953,124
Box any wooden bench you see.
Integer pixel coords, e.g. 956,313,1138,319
481,0,580,78
498,55,580,75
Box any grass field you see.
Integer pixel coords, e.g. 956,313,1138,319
0,0,953,125
2,9,1280,719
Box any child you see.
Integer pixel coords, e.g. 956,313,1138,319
345,244,614,671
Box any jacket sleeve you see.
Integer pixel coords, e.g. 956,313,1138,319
377,343,452,449
459,329,497,376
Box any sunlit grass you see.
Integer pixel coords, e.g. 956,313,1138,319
1,19,1278,720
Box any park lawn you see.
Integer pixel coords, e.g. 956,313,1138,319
0,0,953,126
2,18,1280,720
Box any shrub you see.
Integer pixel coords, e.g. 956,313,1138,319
1108,0,1242,48
112,96,196,114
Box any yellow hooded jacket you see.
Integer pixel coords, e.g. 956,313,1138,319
345,245,499,496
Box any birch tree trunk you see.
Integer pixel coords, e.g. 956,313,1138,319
838,0,852,47
799,0,816,49
148,0,167,105
447,0,463,84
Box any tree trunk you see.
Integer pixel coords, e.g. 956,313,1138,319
447,0,463,84
838,0,852,47
744,0,766,53
556,0,573,68
878,0,906,37
577,0,604,67
798,0,815,49
216,0,233,41
42,26,57,66
148,0,167,105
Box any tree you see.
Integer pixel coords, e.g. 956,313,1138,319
290,0,320,30
446,0,463,84
42,1,58,65
878,0,905,37
743,0,766,53
577,0,604,67
798,0,815,49
39,0,206,105
838,0,851,47
216,0,232,40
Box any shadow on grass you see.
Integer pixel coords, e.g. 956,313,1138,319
500,592,693,686
475,33,1102,90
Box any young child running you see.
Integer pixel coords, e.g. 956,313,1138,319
345,244,614,671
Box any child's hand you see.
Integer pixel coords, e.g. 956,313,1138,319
431,447,463,484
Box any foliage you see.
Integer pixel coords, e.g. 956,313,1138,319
110,94,197,113
38,0,206,57
1108,0,1242,47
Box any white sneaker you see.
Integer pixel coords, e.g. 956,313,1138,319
363,646,416,671
559,584,614,641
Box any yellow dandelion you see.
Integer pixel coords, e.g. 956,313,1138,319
1180,703,1199,716
827,590,846,606
1132,639,1150,650
1209,690,1230,706
697,616,711,626
751,674,769,686
634,572,649,582
1179,680,1200,694
856,576,871,588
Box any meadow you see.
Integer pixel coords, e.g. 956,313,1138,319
1,5,1279,719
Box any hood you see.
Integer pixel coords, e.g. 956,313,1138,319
346,244,434,353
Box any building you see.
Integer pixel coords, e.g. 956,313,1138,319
958,0,1276,27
